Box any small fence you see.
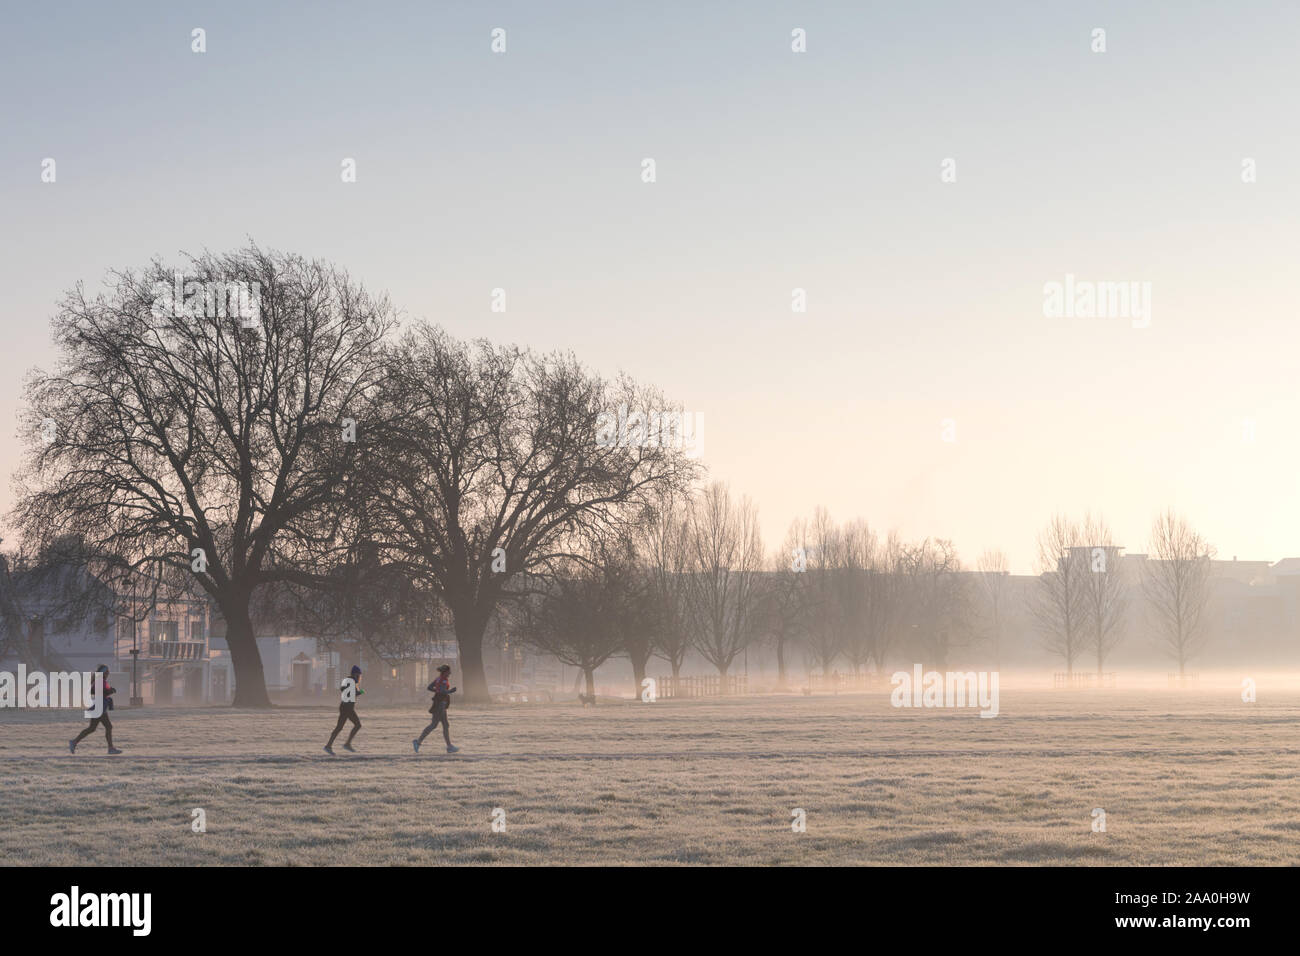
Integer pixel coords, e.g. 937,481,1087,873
1168,673,1199,688
805,672,892,694
654,675,748,699
1052,672,1117,689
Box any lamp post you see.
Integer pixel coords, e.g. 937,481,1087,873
129,623,143,707
128,575,143,707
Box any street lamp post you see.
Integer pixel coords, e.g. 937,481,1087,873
129,576,144,707
130,628,143,706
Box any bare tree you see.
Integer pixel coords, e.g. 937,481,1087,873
682,482,764,690
975,548,1010,668
867,531,907,674
898,538,968,670
1144,510,1215,676
607,533,660,697
792,508,843,678
641,489,694,682
1080,514,1127,676
360,327,697,703
1032,515,1090,675
758,534,808,690
838,519,877,676
13,247,392,706
514,545,640,703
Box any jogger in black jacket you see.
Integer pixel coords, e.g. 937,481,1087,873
70,665,122,755
413,664,459,753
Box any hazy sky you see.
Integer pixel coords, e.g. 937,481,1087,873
2,1,1298,572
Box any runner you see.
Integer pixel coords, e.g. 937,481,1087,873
69,665,122,755
412,664,459,753
325,665,364,754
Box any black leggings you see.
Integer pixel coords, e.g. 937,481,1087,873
328,703,360,746
418,705,451,746
74,714,113,749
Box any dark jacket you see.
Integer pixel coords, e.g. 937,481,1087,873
428,675,453,712
93,680,116,712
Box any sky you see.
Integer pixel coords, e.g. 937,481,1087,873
2,0,1298,573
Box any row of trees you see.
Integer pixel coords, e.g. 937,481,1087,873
510,504,1220,694
8,245,1221,703
13,247,698,705
1033,510,1215,677
511,484,763,697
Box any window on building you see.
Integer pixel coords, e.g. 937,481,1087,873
154,620,179,642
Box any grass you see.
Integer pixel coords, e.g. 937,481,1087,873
2,685,1298,865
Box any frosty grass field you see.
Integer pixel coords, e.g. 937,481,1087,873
3,684,1298,866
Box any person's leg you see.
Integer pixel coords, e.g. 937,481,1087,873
327,707,348,746
101,714,114,749
440,712,451,747
72,717,99,746
417,719,438,743
344,709,361,745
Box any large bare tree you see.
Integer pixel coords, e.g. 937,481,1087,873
13,247,392,705
1143,510,1215,676
360,327,696,703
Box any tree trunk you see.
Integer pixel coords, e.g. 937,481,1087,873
717,662,728,694
455,612,491,704
776,636,787,689
224,602,271,708
631,655,648,700
584,667,595,701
